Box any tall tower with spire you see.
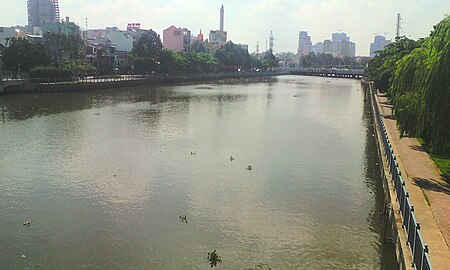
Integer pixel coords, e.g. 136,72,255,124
220,5,224,31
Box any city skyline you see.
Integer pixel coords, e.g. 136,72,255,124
0,0,448,56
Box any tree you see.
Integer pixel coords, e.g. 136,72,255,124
215,41,252,71
368,15,450,154
261,50,278,68
366,37,420,92
44,32,82,63
2,37,50,72
132,30,163,58
191,40,207,53
131,30,163,74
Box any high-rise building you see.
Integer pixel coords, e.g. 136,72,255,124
298,31,312,55
324,32,355,57
163,25,191,52
312,42,324,54
332,32,349,42
27,0,60,30
370,35,391,58
220,5,224,32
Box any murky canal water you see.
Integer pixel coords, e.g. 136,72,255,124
0,76,396,269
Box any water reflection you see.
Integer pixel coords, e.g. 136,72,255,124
0,76,396,269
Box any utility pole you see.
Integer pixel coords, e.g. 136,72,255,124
256,41,259,55
396,13,402,39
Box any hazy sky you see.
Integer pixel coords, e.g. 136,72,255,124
1,0,448,56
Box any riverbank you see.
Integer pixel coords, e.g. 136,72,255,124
0,71,289,95
365,81,450,270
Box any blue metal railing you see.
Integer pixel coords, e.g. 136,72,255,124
370,84,433,270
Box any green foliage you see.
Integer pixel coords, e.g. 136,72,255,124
130,35,274,74
366,37,420,92
261,50,279,68
132,30,163,58
131,30,164,74
60,59,96,76
300,52,366,69
191,40,207,53
368,15,450,154
214,41,255,71
2,37,50,71
44,32,82,61
30,66,72,78
30,60,96,78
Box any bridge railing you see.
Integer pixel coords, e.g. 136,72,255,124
370,84,433,270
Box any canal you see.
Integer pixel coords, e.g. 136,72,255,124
0,76,396,269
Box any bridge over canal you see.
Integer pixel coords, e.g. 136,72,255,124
291,68,364,79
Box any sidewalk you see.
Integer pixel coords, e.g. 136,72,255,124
376,93,450,270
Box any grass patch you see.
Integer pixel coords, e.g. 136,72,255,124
416,138,450,184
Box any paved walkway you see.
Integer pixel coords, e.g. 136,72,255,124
376,93,450,270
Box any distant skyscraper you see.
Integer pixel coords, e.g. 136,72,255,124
298,31,312,55
332,32,349,42
220,5,224,31
27,0,60,29
370,35,391,58
325,32,355,57
312,42,324,54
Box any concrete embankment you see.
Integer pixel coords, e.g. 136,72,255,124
363,80,450,270
0,71,289,95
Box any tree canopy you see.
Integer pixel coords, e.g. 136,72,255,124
2,37,50,72
44,32,82,62
132,30,163,58
367,15,450,154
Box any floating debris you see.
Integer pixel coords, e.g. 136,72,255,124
190,151,197,155
21,254,26,258
246,165,253,171
230,156,234,161
207,250,222,267
179,214,187,223
23,220,32,227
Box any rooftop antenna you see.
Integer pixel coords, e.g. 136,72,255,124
85,17,88,30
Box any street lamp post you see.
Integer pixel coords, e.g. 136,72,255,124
0,55,3,82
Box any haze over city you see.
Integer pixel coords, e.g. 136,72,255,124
0,0,448,55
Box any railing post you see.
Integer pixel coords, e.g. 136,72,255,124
422,245,429,270
401,191,408,222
